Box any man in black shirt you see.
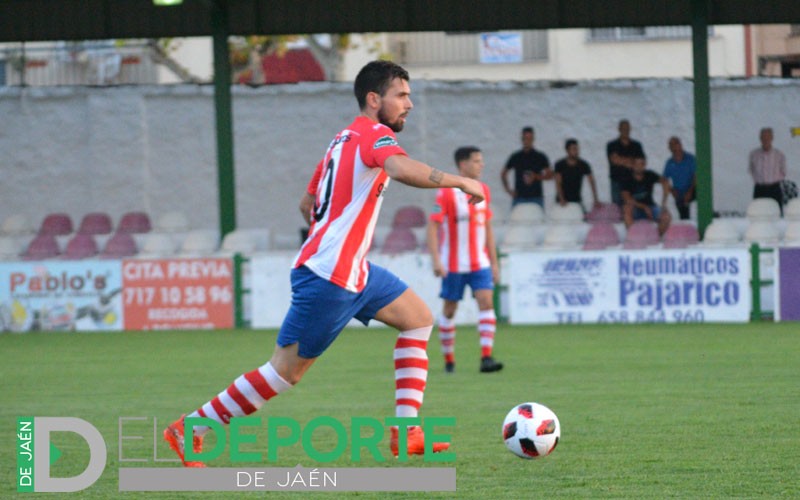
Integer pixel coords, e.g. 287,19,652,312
607,119,645,207
501,126,552,208
622,155,671,235
554,138,599,212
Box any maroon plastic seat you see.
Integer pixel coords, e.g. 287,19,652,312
391,206,427,229
78,212,113,235
23,234,61,260
381,228,419,254
582,223,620,250
62,233,99,259
623,220,660,249
39,213,73,236
586,203,622,223
117,211,152,234
662,223,700,249
99,232,137,258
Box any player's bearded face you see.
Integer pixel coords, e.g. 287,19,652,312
378,105,404,132
376,78,412,133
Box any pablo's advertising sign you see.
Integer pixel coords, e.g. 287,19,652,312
508,249,751,324
0,261,123,332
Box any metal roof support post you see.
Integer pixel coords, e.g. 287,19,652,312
212,0,237,238
692,0,713,236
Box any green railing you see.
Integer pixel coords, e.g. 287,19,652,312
232,253,251,328
749,243,774,322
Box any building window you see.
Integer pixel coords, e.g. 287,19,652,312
790,25,800,37
389,31,548,65
588,26,712,42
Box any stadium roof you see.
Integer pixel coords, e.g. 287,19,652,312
2,0,800,42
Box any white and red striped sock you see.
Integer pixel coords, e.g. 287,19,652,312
394,325,432,418
187,361,292,436
438,315,456,364
478,309,496,358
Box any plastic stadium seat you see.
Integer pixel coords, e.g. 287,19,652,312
381,228,419,254
744,221,780,246
220,230,258,254
623,221,660,249
702,220,741,247
23,234,61,260
586,202,622,223
39,213,74,236
77,212,113,235
155,211,190,232
62,233,99,259
508,203,545,224
582,223,621,250
662,223,700,249
99,232,138,258
391,205,427,229
783,221,800,245
548,203,584,225
117,211,152,234
0,236,24,259
138,233,177,257
784,198,800,222
540,224,582,250
1,214,34,236
746,198,781,222
178,229,219,256
501,225,540,249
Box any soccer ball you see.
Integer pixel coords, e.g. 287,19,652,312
502,402,560,459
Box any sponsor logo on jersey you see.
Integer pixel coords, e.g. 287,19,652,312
373,136,399,149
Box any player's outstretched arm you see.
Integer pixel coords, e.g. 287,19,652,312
384,155,485,203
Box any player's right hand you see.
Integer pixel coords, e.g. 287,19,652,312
460,177,485,204
433,260,446,278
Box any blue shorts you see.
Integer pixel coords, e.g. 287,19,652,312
633,205,662,221
277,264,408,358
439,268,494,302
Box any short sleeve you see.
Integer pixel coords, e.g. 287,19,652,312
361,125,407,169
429,188,447,223
306,160,324,195
483,184,493,221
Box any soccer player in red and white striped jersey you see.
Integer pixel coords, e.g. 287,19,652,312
427,147,503,374
164,61,488,465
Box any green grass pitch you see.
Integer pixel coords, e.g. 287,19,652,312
3,323,799,498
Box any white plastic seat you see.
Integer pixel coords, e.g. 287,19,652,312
508,203,545,224
137,233,177,257
155,211,190,232
0,236,24,259
1,214,34,236
178,229,219,256
783,221,800,244
219,230,258,254
702,220,741,247
744,221,780,246
548,203,584,225
746,198,781,222
501,225,541,249
540,224,582,250
784,198,800,221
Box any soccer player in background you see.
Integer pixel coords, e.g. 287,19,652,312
163,60,486,466
427,146,503,374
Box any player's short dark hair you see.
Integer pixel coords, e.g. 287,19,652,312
522,126,534,135
354,60,410,110
565,138,578,149
454,146,481,167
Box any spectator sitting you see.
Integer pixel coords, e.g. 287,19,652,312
622,155,672,236
607,119,645,207
662,136,697,220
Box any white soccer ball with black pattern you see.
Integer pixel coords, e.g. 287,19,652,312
502,402,560,459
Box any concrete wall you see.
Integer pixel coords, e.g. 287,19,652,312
1,78,798,242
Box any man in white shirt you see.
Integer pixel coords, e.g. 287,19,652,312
749,127,787,213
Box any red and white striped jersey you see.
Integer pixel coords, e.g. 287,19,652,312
294,116,407,292
430,183,493,273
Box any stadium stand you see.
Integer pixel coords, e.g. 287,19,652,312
62,233,99,260
77,212,114,235
381,227,419,254
662,223,700,249
784,198,800,222
100,232,138,258
391,205,427,229
23,234,61,260
783,221,800,245
623,220,660,250
219,230,258,255
746,198,781,222
117,211,152,234
582,222,621,250
155,211,190,232
540,224,582,250
38,213,74,236
501,224,541,250
508,203,545,224
1,214,34,236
